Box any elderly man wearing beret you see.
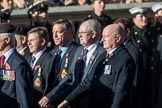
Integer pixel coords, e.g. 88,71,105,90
14,25,31,60
0,23,33,108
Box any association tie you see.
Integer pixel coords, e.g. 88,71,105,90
30,56,36,68
80,48,89,81
83,48,88,63
0,55,5,69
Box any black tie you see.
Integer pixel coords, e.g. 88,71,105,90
30,56,36,68
55,49,62,73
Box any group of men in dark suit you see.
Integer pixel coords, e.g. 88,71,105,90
1,0,162,108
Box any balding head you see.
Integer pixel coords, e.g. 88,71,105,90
102,24,126,51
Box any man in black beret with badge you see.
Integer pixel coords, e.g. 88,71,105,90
0,23,33,108
14,25,31,60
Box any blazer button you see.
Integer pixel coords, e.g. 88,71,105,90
150,66,154,70
151,57,154,61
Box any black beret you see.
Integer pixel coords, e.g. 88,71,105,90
0,23,14,33
14,25,28,36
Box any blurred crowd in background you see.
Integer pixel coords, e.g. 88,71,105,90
0,0,162,9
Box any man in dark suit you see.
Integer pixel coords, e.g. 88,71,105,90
27,27,53,108
89,24,135,108
114,18,144,108
43,19,106,108
58,24,135,108
14,25,31,60
38,19,80,107
0,23,33,108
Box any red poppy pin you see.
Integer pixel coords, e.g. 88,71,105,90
34,65,40,71
109,53,113,58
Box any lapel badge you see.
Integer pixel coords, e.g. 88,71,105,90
38,66,42,76
5,63,11,70
90,55,95,64
66,53,69,57
104,65,111,75
34,65,40,71
103,58,108,64
54,52,57,55
34,78,41,87
109,53,113,58
135,32,138,35
65,58,68,68
78,57,81,64
81,50,83,56
61,69,67,79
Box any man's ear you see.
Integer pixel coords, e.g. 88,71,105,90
91,31,97,39
41,38,46,46
115,35,122,43
4,37,10,44
21,36,27,44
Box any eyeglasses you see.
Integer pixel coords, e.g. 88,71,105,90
77,31,92,35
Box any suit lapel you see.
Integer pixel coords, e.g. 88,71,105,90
49,47,59,72
60,43,75,69
82,46,104,81
33,52,46,75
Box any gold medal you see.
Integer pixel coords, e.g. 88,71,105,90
61,69,67,79
34,78,41,87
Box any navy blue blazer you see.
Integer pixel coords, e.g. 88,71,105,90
90,45,135,108
27,50,53,108
45,41,80,98
0,49,33,108
48,44,106,107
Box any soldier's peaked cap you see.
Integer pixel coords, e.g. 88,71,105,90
28,0,50,13
151,3,162,13
129,7,147,15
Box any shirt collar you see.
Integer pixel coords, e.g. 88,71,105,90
19,46,28,54
85,41,98,51
4,47,15,63
108,47,117,54
32,48,46,59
